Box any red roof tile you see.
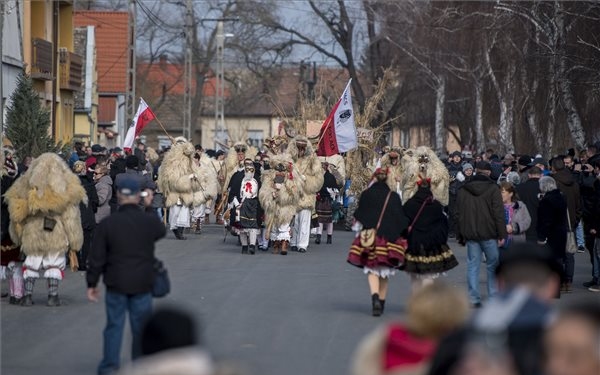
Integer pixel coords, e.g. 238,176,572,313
74,11,128,93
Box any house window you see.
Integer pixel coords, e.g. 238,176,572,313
157,135,171,150
247,130,263,148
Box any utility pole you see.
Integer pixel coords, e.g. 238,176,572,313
214,20,224,149
183,0,193,140
125,0,136,143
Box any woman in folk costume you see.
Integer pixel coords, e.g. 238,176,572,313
190,148,219,234
4,153,85,306
401,147,456,292
237,162,261,254
157,137,203,240
379,148,404,195
259,154,301,255
286,135,324,253
1,151,24,304
348,168,408,317
315,161,340,245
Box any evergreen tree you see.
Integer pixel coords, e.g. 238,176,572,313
5,72,62,158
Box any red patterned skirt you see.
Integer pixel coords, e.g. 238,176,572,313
347,236,407,269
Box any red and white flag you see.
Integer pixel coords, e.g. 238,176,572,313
317,79,358,156
123,98,156,152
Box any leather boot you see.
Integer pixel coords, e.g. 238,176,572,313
371,293,382,317
204,216,210,225
315,234,321,244
241,245,248,254
195,219,202,234
281,240,289,255
47,295,61,307
249,245,256,255
380,299,386,314
21,295,33,306
272,240,281,254
327,235,332,244
177,227,187,240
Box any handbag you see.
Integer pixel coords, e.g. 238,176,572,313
152,259,170,298
565,211,577,254
359,191,392,248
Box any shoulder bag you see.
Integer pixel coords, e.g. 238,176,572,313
152,259,170,298
565,211,577,254
359,191,392,248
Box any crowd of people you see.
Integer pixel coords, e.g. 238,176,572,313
2,136,600,375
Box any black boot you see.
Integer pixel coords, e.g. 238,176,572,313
315,234,321,244
326,235,332,244
47,295,61,307
21,295,33,306
380,299,386,314
249,245,256,255
241,245,248,254
177,227,187,240
371,293,382,317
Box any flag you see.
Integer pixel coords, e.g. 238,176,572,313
317,79,358,156
123,98,156,152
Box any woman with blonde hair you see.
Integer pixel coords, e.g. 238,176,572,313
351,282,469,375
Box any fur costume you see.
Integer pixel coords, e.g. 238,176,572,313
145,147,160,165
4,153,86,257
380,148,405,194
259,154,301,231
191,154,219,207
286,136,324,210
157,137,207,208
401,146,449,206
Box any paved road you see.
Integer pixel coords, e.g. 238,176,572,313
1,223,595,375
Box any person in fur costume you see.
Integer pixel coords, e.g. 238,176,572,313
259,154,301,255
157,137,208,240
237,162,261,254
4,153,85,306
351,282,469,375
379,148,405,195
286,136,324,253
401,146,450,206
190,147,219,234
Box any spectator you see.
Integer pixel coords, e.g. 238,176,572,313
73,161,99,272
447,151,463,238
530,157,550,176
551,157,582,234
537,176,570,293
544,300,600,375
517,155,531,183
114,155,156,207
94,165,113,224
499,182,531,249
516,166,542,243
87,176,166,375
456,161,507,308
352,282,469,375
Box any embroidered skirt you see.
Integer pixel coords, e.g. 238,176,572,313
403,243,458,275
347,236,407,270
316,199,333,224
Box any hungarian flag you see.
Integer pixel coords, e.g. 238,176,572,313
123,98,156,152
317,79,358,156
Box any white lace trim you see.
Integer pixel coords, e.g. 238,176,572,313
363,266,396,279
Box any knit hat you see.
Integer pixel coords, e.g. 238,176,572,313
462,163,473,172
125,155,139,170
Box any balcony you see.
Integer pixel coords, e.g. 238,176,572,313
59,48,83,91
31,38,53,80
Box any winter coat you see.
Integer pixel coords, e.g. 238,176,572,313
354,182,408,242
516,178,540,242
506,200,531,244
404,187,448,252
95,175,113,223
537,189,567,259
456,175,507,242
317,170,338,201
4,153,85,256
87,204,166,294
552,169,582,229
79,175,99,231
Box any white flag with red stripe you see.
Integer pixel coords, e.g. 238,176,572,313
123,98,156,152
317,79,357,156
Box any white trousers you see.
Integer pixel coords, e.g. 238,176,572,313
290,209,311,248
240,229,259,246
23,253,66,280
191,203,207,220
169,205,191,229
271,223,291,241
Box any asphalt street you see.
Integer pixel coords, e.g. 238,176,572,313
0,222,595,375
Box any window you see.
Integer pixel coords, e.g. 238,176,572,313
157,135,171,150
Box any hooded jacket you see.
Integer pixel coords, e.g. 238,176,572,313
552,169,582,229
537,188,568,258
456,175,507,242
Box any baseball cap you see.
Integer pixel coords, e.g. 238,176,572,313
118,176,141,196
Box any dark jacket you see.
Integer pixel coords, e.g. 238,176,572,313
79,175,99,231
456,175,507,242
87,204,166,294
552,169,582,229
317,170,338,201
354,181,408,242
537,189,567,258
516,177,541,242
404,187,448,251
